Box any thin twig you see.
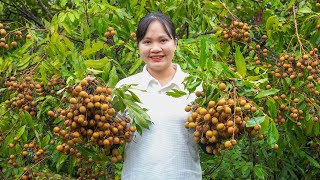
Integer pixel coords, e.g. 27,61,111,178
84,0,90,26
204,155,224,175
37,0,53,19
292,5,304,53
0,108,11,119
20,156,48,179
192,30,215,38
218,0,239,21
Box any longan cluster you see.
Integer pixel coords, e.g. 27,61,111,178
267,48,320,126
104,26,116,37
4,76,65,116
271,49,319,89
7,140,48,180
0,23,31,50
221,21,251,42
185,94,260,155
53,79,136,163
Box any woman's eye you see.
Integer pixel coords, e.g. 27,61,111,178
143,41,151,44
160,39,168,43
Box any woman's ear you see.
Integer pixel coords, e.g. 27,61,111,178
175,38,178,46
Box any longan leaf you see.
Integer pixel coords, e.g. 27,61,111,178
40,134,50,149
84,57,109,69
235,46,246,78
267,121,279,146
107,66,118,88
77,146,100,160
246,116,266,127
20,111,35,131
259,116,270,134
68,156,77,174
176,50,196,69
299,151,320,168
166,89,187,98
199,39,207,69
15,125,26,139
254,89,279,99
266,98,277,120
127,90,141,103
123,98,150,130
56,154,68,171
81,42,104,56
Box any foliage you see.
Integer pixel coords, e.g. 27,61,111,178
0,0,319,179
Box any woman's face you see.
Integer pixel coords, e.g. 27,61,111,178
138,20,177,73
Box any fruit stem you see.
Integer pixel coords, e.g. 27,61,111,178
292,5,304,53
218,0,239,21
19,156,48,179
232,81,237,139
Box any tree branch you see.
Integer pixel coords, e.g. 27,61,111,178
37,0,53,19
17,0,45,28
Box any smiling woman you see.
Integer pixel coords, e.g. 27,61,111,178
115,12,202,180
137,14,178,86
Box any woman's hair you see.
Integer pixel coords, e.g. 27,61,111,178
136,12,176,44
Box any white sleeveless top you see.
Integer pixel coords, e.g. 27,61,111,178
116,64,202,180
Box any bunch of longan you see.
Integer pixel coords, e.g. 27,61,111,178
185,86,261,155
0,22,32,50
4,76,65,116
52,79,136,163
221,21,251,43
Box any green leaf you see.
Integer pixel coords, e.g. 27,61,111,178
128,90,142,103
68,156,77,174
246,116,266,127
298,7,312,14
199,39,207,69
235,46,246,77
259,116,270,134
266,98,277,119
255,89,280,99
266,16,277,30
176,50,196,69
81,42,104,56
123,98,151,130
60,0,68,7
40,134,50,148
84,57,109,69
254,165,266,179
166,89,187,98
107,66,118,88
15,125,26,139
300,151,320,168
56,154,68,171
77,146,100,160
267,121,279,146
128,58,143,75
20,111,35,131
102,61,112,81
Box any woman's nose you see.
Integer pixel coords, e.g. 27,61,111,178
150,43,162,53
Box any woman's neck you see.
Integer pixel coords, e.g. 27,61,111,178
147,64,176,86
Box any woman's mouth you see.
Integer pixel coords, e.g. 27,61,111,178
150,55,165,62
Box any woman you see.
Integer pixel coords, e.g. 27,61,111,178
116,12,202,180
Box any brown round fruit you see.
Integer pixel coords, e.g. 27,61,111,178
219,83,227,91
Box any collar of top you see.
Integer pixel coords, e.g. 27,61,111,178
140,63,186,91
